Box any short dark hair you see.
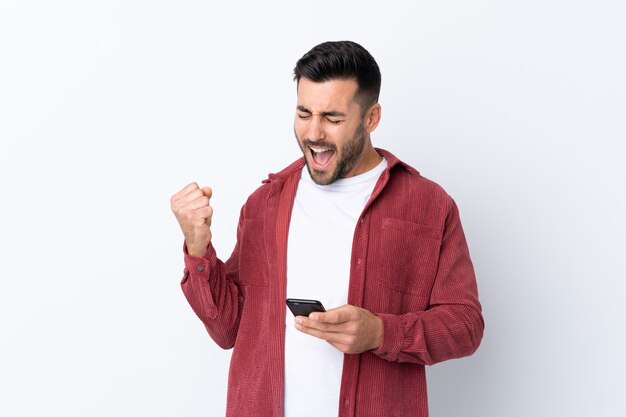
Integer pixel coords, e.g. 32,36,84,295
293,41,381,111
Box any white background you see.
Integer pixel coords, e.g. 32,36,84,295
1,1,625,416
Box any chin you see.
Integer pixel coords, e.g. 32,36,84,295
308,166,338,185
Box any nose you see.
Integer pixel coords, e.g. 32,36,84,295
306,116,325,141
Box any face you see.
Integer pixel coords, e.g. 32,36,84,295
294,77,379,185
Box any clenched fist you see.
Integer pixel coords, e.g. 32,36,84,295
170,182,214,257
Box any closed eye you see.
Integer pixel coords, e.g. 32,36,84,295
326,117,344,125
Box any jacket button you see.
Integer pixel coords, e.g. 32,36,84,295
197,265,205,271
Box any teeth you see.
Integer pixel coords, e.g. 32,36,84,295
310,146,331,153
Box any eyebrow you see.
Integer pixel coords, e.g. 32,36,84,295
296,105,347,118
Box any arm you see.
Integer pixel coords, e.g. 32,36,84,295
372,200,484,365
171,183,244,349
180,238,244,349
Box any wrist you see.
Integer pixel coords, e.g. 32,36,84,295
185,241,210,258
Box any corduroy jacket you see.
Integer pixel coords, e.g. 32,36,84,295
181,148,484,417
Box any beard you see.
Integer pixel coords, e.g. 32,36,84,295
295,121,366,186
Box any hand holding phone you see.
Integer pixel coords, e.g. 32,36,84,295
290,303,384,354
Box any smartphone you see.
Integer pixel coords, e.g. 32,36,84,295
286,298,326,317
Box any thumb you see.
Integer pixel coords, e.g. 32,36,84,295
201,187,212,199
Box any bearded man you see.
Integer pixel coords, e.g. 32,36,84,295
171,40,484,417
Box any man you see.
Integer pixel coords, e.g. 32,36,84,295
171,41,484,417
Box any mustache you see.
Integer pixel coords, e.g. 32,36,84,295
302,139,337,151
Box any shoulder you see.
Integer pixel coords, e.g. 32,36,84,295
380,148,454,208
396,166,452,201
240,157,305,217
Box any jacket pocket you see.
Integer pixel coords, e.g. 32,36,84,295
375,217,441,297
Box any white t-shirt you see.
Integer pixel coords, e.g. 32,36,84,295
284,158,387,417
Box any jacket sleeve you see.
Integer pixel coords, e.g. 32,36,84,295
180,212,245,350
373,200,484,365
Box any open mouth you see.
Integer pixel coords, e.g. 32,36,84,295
309,145,335,169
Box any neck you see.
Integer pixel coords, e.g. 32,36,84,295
345,143,382,178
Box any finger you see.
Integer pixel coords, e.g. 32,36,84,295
182,182,200,193
171,183,197,205
295,318,363,353
196,206,213,225
175,189,204,206
184,196,211,211
174,182,200,200
296,316,348,333
180,205,213,227
201,186,212,199
295,321,342,341
310,305,356,324
297,324,359,351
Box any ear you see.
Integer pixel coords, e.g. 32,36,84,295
364,103,382,134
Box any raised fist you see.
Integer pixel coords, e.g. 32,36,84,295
170,182,213,257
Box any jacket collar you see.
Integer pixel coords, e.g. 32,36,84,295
375,148,418,175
